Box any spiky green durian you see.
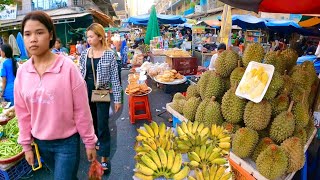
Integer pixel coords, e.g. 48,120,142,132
232,128,259,158
230,60,245,88
264,51,286,74
281,137,305,173
186,84,200,99
293,128,307,145
281,48,298,72
173,92,185,101
252,137,274,162
293,101,309,129
264,72,283,100
215,50,239,77
171,99,186,114
242,43,265,67
182,97,201,121
244,100,272,130
198,71,225,100
256,144,288,180
222,122,241,134
221,88,247,123
271,91,289,117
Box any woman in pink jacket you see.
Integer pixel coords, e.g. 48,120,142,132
14,11,97,179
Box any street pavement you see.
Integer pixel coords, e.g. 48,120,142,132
23,70,173,180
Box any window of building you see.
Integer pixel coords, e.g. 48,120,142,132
32,0,68,11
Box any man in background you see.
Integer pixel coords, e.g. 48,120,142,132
208,43,226,71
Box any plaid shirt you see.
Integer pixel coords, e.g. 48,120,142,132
79,48,122,103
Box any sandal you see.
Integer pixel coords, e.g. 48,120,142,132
101,161,111,174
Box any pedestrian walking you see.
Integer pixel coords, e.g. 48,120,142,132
0,44,17,105
15,11,97,180
79,23,122,173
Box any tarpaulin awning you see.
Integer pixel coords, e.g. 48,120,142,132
127,14,186,25
219,0,320,14
299,16,320,27
266,19,320,36
218,14,267,29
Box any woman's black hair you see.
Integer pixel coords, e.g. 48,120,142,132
21,11,57,48
0,44,17,77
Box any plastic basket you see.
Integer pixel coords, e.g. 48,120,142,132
0,159,31,180
228,157,255,180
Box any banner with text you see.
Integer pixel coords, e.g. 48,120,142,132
0,4,17,20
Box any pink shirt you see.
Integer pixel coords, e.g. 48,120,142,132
14,55,97,152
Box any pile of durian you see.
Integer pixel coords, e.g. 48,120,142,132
170,43,319,180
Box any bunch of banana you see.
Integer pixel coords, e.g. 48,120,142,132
175,121,211,153
134,147,190,180
186,144,228,169
135,122,175,157
187,164,232,180
210,124,231,154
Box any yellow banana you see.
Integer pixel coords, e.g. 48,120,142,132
209,165,218,180
135,146,148,153
145,138,157,151
159,122,166,137
199,145,207,160
177,126,186,136
221,150,229,155
137,129,151,138
219,137,231,142
181,122,190,134
158,147,168,169
208,151,221,162
177,143,190,150
187,132,196,141
205,145,214,159
195,168,205,180
220,172,232,180
200,127,210,137
212,158,227,165
136,135,147,141
203,165,210,180
144,124,155,137
195,134,201,146
149,149,162,169
142,143,154,151
214,166,226,180
189,160,200,167
219,142,230,149
171,153,182,174
135,163,154,176
217,132,227,139
188,176,197,180
173,166,190,180
188,152,201,162
141,155,158,171
167,149,175,170
192,121,199,134
196,122,205,134
165,140,172,151
160,137,167,149
134,172,153,180
187,120,193,133
181,139,193,147
211,124,217,136
150,121,159,137
195,146,201,155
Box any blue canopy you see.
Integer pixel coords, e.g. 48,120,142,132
266,19,320,36
127,14,186,25
218,14,267,29
16,32,28,59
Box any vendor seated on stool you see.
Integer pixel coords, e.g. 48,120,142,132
208,43,226,71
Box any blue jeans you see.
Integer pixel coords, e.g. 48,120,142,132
34,133,80,180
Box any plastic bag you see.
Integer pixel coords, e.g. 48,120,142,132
88,160,104,180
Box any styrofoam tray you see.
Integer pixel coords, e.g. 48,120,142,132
236,61,275,103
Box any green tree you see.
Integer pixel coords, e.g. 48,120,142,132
0,0,15,11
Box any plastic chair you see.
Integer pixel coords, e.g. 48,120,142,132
129,95,152,124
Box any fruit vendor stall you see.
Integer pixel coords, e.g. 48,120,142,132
162,42,319,179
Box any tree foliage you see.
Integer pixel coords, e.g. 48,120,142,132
0,0,15,11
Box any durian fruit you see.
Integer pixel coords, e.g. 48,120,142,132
244,100,272,131
264,72,284,100
271,91,289,117
270,101,295,143
215,50,239,77
173,93,185,101
256,144,288,180
242,43,265,67
222,122,241,134
291,65,313,89
293,128,307,145
171,99,186,114
230,60,245,88
281,48,298,72
264,51,286,74
290,86,311,103
221,87,247,124
281,137,305,173
182,97,201,121
293,98,309,129
301,61,317,84
195,97,223,127
222,77,231,94
252,137,274,162
279,71,294,94
232,127,259,158
186,84,200,100
306,115,315,139
197,71,225,100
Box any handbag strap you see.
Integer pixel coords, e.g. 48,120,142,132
90,49,98,90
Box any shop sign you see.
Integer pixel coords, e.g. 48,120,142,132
192,26,205,34
0,4,17,20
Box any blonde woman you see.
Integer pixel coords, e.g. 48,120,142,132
79,23,122,172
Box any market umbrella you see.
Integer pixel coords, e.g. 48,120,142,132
219,0,320,14
144,5,160,45
299,15,320,27
16,32,28,59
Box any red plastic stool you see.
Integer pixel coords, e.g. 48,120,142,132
129,95,152,124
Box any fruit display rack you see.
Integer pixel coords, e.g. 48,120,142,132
229,127,317,180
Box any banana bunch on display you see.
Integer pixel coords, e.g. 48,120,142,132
210,124,231,154
135,122,174,156
186,145,227,168
175,121,211,153
187,164,232,180
239,66,269,99
134,147,190,180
